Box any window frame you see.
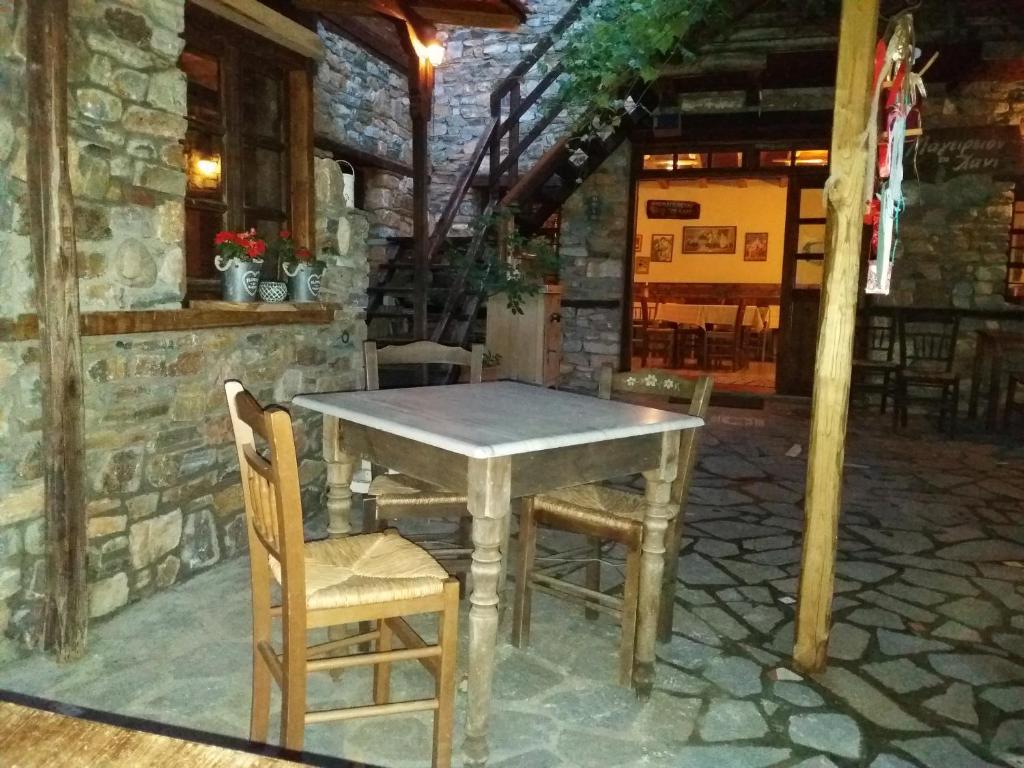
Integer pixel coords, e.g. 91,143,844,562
181,5,314,301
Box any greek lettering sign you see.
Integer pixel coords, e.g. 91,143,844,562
646,200,701,219
909,126,1022,183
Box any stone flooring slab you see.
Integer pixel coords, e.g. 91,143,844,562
0,401,1021,767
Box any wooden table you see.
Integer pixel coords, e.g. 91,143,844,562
293,382,703,765
0,699,306,767
968,329,1024,428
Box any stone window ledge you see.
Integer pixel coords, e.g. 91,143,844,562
0,305,337,342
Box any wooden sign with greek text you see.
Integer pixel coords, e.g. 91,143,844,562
909,126,1022,183
646,200,701,219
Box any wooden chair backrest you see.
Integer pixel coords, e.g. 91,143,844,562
598,365,713,501
224,381,305,598
854,310,897,361
364,340,484,390
898,312,960,372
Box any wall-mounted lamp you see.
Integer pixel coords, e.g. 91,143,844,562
189,151,221,191
408,22,445,66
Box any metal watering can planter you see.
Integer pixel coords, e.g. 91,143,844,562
215,255,262,302
283,260,325,302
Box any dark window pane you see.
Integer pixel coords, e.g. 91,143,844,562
242,72,283,141
185,204,224,281
243,146,285,211
794,149,829,167
181,48,221,125
675,153,706,169
759,150,792,167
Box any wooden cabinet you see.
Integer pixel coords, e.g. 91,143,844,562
485,285,563,387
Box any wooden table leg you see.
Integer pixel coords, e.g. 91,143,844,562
323,415,354,538
463,456,512,767
634,431,680,701
968,335,986,420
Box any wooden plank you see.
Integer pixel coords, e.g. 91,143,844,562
793,0,879,674
26,0,88,662
0,701,302,766
409,54,432,340
191,0,325,59
289,65,316,251
0,307,336,342
314,134,414,178
340,423,470,493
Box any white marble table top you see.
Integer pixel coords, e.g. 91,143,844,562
293,381,703,459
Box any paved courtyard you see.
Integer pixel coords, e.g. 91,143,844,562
1,403,1023,767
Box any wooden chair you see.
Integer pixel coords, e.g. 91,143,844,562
896,312,961,435
851,309,900,426
224,381,459,766
703,303,746,370
511,366,712,686
633,300,675,368
363,341,483,583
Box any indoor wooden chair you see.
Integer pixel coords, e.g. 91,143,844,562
362,341,483,584
851,309,900,426
224,381,459,766
896,312,961,435
704,303,746,370
511,366,712,686
633,300,675,368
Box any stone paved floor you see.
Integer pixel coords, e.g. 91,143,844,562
2,403,1023,768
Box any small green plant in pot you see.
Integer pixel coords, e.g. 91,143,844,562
481,350,502,381
451,207,560,315
214,229,266,302
280,237,326,303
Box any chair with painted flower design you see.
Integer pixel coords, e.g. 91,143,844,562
512,365,713,686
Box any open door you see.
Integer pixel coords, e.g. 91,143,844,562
777,173,828,395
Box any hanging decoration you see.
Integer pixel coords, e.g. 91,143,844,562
862,12,929,295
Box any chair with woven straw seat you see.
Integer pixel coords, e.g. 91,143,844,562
224,381,459,766
362,340,483,584
511,366,712,686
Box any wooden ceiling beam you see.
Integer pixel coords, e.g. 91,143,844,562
319,13,409,70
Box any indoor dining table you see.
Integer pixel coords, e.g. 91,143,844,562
293,381,703,765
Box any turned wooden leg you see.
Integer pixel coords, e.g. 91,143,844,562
323,415,354,538
463,457,512,767
634,431,681,700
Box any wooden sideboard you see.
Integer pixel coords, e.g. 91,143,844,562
485,285,563,387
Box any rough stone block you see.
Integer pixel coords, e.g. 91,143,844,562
89,572,129,618
129,508,182,569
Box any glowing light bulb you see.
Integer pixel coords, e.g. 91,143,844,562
425,42,445,66
195,157,220,178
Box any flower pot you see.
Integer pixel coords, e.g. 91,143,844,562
215,255,262,302
258,280,288,303
284,261,325,303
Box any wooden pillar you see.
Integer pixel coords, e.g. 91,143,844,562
25,0,89,661
793,0,879,674
409,56,433,340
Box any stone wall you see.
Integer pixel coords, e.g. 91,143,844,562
0,0,369,662
431,0,575,223
315,23,413,239
557,143,630,392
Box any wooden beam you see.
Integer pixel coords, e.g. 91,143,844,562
409,53,433,339
314,135,414,178
289,64,316,251
25,0,88,661
190,0,325,59
793,0,879,674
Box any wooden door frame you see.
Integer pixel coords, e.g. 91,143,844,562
620,139,832,377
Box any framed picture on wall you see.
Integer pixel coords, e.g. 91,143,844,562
650,234,674,262
635,234,642,253
682,226,737,254
635,256,650,274
744,232,769,261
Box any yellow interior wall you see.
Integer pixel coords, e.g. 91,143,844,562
634,178,789,284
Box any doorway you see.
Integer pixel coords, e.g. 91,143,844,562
625,146,830,396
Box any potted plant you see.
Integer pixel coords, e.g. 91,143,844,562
481,350,502,381
214,229,265,302
280,236,326,303
258,229,294,304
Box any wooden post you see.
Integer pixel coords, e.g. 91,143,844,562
25,0,89,661
409,56,433,340
793,0,879,674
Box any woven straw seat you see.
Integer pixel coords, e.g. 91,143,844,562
270,532,449,610
369,474,469,508
534,484,646,540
